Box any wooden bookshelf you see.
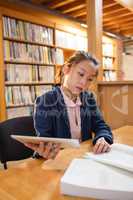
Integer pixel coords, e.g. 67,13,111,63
4,36,55,48
0,4,87,121
1,15,56,120
102,35,122,81
0,2,123,121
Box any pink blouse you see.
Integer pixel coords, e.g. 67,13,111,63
60,87,82,140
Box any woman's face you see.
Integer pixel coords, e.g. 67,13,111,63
63,60,97,95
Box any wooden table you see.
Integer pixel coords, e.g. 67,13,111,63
0,126,133,200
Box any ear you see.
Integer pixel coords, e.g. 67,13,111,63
62,64,71,75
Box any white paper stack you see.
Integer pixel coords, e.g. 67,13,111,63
60,143,133,199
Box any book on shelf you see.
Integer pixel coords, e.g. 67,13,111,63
6,85,52,118
38,66,54,83
56,29,87,51
5,85,52,107
55,48,64,65
3,16,54,45
35,85,52,97
4,41,55,64
103,70,116,81
7,106,34,119
103,57,114,69
61,143,133,199
103,43,114,57
5,64,55,83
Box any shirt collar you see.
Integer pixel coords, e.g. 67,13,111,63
60,87,82,107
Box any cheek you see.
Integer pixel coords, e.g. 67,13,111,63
84,79,92,89
70,73,79,83
84,83,89,89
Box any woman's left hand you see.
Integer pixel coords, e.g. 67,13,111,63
93,137,111,154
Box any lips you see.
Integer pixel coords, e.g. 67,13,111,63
75,86,82,92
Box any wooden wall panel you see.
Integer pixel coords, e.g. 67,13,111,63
98,82,133,129
0,12,6,121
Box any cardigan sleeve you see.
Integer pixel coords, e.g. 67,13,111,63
88,93,113,145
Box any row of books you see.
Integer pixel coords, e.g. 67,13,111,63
5,85,52,106
103,43,115,57
4,41,65,65
3,16,54,45
4,41,55,64
103,57,114,69
3,16,88,51
56,30,87,50
7,107,34,119
55,48,64,65
103,71,117,81
5,64,55,83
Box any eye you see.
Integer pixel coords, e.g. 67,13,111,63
87,78,93,82
78,72,84,77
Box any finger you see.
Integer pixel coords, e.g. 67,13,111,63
42,142,53,159
93,141,101,154
93,137,106,153
48,151,56,159
55,144,61,154
102,144,111,153
93,138,106,154
106,146,111,152
101,144,109,153
38,142,45,155
48,143,61,159
94,142,105,154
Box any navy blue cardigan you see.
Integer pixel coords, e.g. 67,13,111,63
34,86,113,145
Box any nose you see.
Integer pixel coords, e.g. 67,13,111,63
80,78,88,88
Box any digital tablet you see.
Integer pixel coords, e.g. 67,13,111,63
11,135,80,148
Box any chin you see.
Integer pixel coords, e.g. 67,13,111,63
74,87,82,94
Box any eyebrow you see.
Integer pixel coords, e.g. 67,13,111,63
78,67,86,73
79,66,97,77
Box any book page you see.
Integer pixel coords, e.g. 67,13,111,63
84,143,133,172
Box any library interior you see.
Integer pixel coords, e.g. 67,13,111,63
0,0,133,199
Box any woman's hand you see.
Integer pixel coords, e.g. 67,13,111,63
93,137,111,154
24,142,60,159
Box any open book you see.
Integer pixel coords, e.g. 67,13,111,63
84,143,133,173
61,143,133,199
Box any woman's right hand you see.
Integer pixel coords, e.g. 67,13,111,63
24,142,61,159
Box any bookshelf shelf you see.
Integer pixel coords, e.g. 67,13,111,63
56,46,76,52
4,37,55,48
6,104,34,109
103,69,116,71
5,82,55,86
5,61,55,66
103,55,116,59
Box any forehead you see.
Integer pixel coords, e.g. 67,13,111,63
74,60,97,75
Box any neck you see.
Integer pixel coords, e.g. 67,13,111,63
61,85,78,103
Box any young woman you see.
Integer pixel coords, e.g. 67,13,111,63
25,51,113,159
